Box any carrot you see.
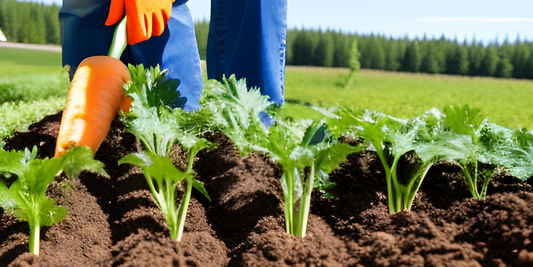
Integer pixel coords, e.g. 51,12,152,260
55,56,131,157
120,95,133,113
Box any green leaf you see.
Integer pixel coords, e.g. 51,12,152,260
443,104,483,140
316,143,362,173
39,196,67,226
5,180,29,222
125,64,187,110
200,75,273,155
0,180,16,210
119,152,186,184
289,146,315,168
0,148,26,177
192,179,210,201
21,159,64,198
123,105,181,156
61,146,109,179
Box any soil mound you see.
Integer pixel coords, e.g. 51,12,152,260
1,112,533,266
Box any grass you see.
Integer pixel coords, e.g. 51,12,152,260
1,46,533,146
282,66,533,129
0,48,68,144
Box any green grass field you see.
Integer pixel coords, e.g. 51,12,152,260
1,46,533,146
282,66,533,129
0,48,69,145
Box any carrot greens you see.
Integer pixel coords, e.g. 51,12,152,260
441,105,533,199
0,146,108,255
201,76,360,237
120,64,212,241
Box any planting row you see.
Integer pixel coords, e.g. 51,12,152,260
1,64,532,256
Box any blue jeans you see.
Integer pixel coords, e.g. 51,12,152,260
60,0,286,110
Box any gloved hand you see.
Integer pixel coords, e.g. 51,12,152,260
105,0,174,45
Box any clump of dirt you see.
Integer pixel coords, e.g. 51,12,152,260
1,112,533,266
231,215,357,266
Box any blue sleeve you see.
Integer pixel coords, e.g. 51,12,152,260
59,0,115,77
207,0,287,105
59,0,202,112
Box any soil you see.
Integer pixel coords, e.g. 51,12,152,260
1,112,533,267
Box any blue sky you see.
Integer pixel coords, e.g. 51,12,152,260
40,0,533,44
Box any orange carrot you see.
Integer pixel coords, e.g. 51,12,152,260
55,56,131,157
120,95,133,113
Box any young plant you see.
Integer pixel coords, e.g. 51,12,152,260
118,136,211,241
120,64,212,241
442,105,533,199
325,107,461,213
121,64,187,157
261,120,361,236
0,146,108,255
201,76,359,237
201,75,275,155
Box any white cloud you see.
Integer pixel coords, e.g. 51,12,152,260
417,17,533,22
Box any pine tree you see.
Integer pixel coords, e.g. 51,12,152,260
456,43,470,75
403,40,421,72
366,35,385,70
312,29,334,67
291,29,314,66
285,28,298,65
524,48,533,79
384,38,400,71
332,32,351,68
511,40,530,78
496,56,513,78
420,44,439,74
481,45,499,76
468,39,485,76
44,4,60,44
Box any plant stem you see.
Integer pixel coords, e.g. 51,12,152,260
462,165,480,199
175,177,192,242
479,169,493,199
390,154,403,212
165,178,178,239
404,162,433,210
473,161,479,197
296,164,315,237
29,220,40,255
283,168,295,234
374,143,395,213
108,17,127,59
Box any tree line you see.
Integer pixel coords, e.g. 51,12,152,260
195,21,533,79
285,27,533,79
1,1,532,80
0,0,60,44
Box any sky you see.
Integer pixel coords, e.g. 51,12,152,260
39,0,533,44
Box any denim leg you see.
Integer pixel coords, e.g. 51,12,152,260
207,0,287,105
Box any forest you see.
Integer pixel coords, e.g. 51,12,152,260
1,0,532,80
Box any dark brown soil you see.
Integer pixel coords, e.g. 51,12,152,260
1,112,533,266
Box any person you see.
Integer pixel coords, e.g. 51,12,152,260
59,0,287,111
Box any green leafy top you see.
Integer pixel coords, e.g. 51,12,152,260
125,64,187,110
0,146,108,226
201,75,275,155
122,65,188,157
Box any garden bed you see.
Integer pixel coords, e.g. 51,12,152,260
1,112,533,267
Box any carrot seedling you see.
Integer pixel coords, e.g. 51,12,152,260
441,105,533,199
325,108,463,213
0,146,108,255
201,77,359,237
120,64,211,241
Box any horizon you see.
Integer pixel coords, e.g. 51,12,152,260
30,0,533,45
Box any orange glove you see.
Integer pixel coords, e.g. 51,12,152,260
105,0,175,45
